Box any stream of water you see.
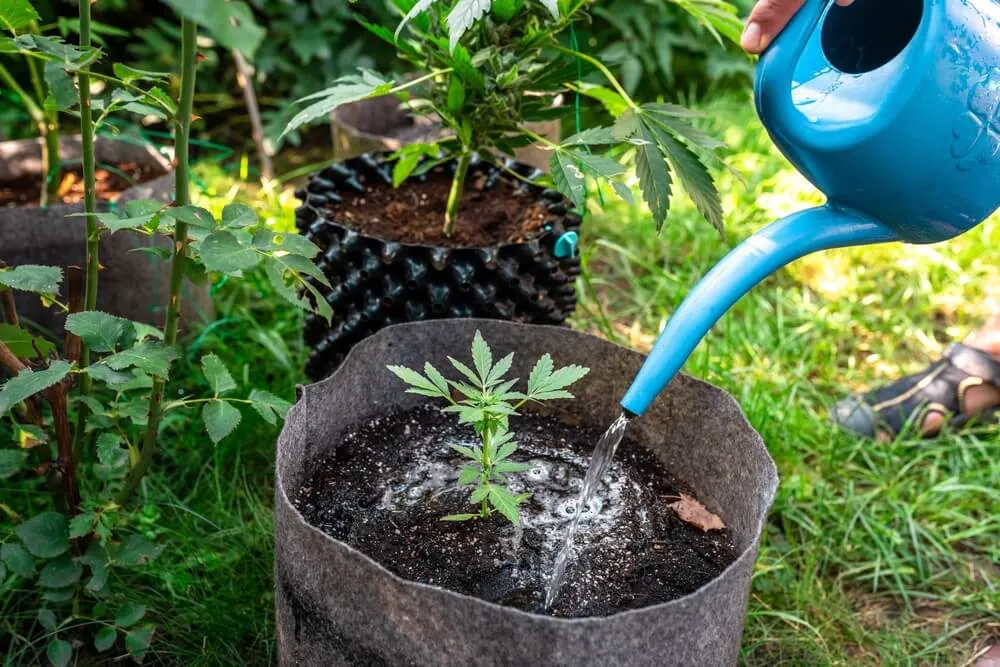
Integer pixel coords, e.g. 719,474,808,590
544,411,631,608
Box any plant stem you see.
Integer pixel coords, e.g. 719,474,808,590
119,18,198,505
25,36,60,206
78,0,97,385
444,151,471,237
554,45,638,110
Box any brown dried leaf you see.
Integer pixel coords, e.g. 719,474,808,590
669,493,725,532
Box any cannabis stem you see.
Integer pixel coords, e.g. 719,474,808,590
444,151,471,237
119,17,197,505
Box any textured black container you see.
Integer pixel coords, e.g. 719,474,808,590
276,320,779,666
0,136,213,333
295,155,582,380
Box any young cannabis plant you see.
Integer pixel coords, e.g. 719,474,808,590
389,330,589,526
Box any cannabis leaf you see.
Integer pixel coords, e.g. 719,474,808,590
282,71,392,139
446,0,491,52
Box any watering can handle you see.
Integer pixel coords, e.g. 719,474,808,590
754,0,832,143
619,205,901,417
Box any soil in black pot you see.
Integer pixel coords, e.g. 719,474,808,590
294,405,739,618
0,162,161,208
328,167,549,248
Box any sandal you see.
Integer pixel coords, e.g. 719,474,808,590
832,343,1000,438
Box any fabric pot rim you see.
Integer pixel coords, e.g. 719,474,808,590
277,319,779,622
299,153,574,252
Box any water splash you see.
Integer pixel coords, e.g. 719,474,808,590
545,411,631,609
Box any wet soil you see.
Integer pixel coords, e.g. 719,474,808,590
0,162,161,208
329,167,549,248
295,405,739,618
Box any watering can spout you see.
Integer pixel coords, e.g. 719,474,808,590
620,206,900,417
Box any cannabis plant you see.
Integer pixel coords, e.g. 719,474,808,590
389,331,589,525
283,0,739,237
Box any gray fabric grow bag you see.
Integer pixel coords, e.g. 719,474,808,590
275,320,778,666
0,136,212,333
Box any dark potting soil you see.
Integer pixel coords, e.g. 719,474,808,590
0,162,161,208
295,405,739,618
328,167,550,248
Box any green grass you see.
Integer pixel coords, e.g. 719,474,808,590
2,92,997,665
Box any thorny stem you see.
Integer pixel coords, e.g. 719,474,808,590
78,0,98,402
119,18,198,505
444,151,471,237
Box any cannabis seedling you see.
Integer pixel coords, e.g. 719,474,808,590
389,331,589,525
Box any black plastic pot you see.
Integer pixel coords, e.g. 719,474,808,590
296,155,582,380
275,319,779,666
0,136,212,333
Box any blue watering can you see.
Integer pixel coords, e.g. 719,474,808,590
621,0,1000,417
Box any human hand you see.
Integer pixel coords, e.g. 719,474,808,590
741,0,856,54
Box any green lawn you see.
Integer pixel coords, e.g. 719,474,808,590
4,91,997,665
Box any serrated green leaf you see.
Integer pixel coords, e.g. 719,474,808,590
0,265,62,294
118,534,161,567
488,484,522,525
0,0,40,32
65,311,136,353
112,62,168,84
441,513,477,522
96,433,123,465
611,180,634,205
283,72,392,139
573,152,625,178
574,83,630,117
449,444,480,461
17,512,69,558
447,357,481,388
527,354,554,396
646,120,724,234
124,625,154,661
470,330,492,383
68,512,95,540
1,542,34,578
612,108,640,140
46,639,72,667
161,0,264,57
199,231,261,273
485,352,514,387
248,389,291,425
635,121,673,228
0,323,54,359
495,439,518,462
202,400,241,444
251,230,319,258
37,608,57,631
44,60,76,111
457,464,481,486
494,460,530,474
166,205,215,229
201,354,237,395
42,587,73,602
422,363,450,396
38,554,82,588
221,203,256,229
0,449,28,479
102,343,178,379
446,0,491,51
561,126,617,147
94,626,117,652
115,602,146,628
551,152,587,212
469,486,489,504
0,361,71,415
387,365,447,398
85,364,133,385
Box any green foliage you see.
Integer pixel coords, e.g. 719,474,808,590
389,330,589,525
285,0,737,235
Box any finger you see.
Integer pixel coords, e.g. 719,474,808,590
741,0,856,54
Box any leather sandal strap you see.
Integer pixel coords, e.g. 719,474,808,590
943,343,1000,388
